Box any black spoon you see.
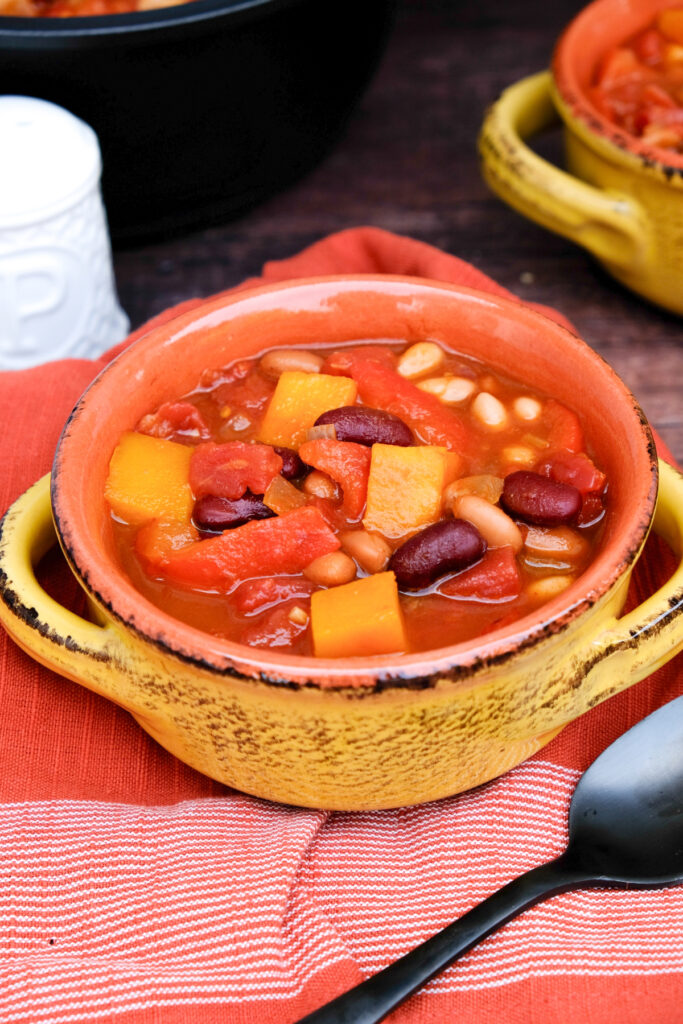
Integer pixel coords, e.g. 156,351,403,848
296,696,683,1024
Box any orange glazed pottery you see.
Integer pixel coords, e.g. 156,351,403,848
479,0,683,315
1,277,682,809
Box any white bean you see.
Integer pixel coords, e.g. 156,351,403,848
304,551,357,587
340,530,392,574
302,471,340,501
526,574,575,604
417,376,476,405
397,342,444,379
453,494,523,552
523,525,589,564
259,349,324,378
471,392,508,429
513,396,542,421
501,445,536,468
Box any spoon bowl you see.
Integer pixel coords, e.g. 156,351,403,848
567,698,683,885
299,695,683,1023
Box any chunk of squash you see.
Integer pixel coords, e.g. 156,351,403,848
363,443,455,539
257,371,357,448
311,571,406,658
105,431,193,526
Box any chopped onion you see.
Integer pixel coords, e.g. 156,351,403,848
306,423,337,441
263,474,308,515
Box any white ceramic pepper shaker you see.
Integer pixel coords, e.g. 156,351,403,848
0,95,129,370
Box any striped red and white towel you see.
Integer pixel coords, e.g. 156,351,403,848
1,228,681,1024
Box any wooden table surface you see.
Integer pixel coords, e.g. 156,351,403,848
113,0,683,463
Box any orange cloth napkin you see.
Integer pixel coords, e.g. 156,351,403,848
0,227,681,1024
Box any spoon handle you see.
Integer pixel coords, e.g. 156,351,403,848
295,856,586,1024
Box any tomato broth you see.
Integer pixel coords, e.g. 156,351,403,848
105,339,608,659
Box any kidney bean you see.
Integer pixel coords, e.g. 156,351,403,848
501,471,582,527
193,493,276,533
389,519,486,590
314,406,413,447
272,445,305,480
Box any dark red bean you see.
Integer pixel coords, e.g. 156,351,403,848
193,493,275,533
314,406,413,447
501,471,582,527
272,446,305,479
389,519,486,590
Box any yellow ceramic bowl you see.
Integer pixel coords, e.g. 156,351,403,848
1,276,682,810
479,0,683,315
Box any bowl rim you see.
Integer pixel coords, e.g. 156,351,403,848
552,0,683,178
0,0,297,36
51,274,658,690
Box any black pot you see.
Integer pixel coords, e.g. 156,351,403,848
0,0,395,242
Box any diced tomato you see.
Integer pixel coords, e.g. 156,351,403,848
231,577,316,615
578,492,606,527
211,369,275,417
596,47,647,87
535,449,606,496
148,506,340,590
240,601,311,649
634,28,666,65
322,345,397,376
189,441,283,501
298,439,371,520
137,402,211,444
344,358,476,457
543,400,584,453
199,360,253,390
439,546,521,602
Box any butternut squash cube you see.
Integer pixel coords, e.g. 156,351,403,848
311,571,406,658
364,443,453,539
105,431,193,526
257,371,357,448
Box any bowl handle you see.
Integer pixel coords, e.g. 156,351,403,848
0,474,148,712
584,460,683,701
478,71,651,272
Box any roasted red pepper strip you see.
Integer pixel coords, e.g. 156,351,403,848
439,546,521,601
189,441,283,501
535,449,606,496
143,506,340,591
336,356,476,457
298,439,371,520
